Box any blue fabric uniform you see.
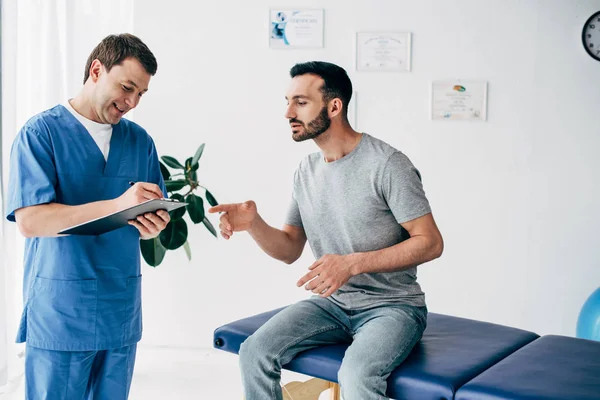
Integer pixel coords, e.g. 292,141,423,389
5,105,166,398
25,344,137,399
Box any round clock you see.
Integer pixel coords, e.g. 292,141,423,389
582,11,600,61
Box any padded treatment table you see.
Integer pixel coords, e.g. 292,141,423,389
455,335,600,400
214,307,539,400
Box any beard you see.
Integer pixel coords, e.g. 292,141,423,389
290,106,331,142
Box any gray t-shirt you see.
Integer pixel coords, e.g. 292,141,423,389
285,133,431,310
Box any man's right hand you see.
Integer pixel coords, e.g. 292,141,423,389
116,182,163,209
13,182,165,238
208,201,258,240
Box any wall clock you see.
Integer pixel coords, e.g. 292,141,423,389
582,11,600,61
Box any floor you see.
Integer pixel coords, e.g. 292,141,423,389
0,346,334,399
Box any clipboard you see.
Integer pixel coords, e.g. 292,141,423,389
58,198,187,236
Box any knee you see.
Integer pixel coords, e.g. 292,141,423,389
239,334,262,370
239,331,281,372
338,361,381,395
338,362,360,387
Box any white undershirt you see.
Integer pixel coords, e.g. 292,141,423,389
62,100,112,161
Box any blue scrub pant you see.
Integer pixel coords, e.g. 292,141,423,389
25,344,137,400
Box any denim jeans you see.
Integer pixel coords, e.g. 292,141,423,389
239,296,427,400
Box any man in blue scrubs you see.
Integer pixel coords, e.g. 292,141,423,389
5,34,169,399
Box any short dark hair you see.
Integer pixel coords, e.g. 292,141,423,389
83,33,158,84
289,61,353,117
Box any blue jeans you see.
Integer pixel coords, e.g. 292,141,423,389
25,344,137,400
239,296,427,400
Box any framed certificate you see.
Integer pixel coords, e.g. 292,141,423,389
356,32,411,71
269,9,324,49
430,80,488,121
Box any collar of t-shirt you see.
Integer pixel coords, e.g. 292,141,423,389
62,100,112,161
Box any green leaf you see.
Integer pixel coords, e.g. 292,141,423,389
191,143,205,166
183,241,192,261
159,161,171,181
168,193,186,220
186,194,205,223
202,216,217,238
205,190,218,207
140,237,167,267
161,155,185,169
185,157,199,172
165,179,188,192
159,218,188,250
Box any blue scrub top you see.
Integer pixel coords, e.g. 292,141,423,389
5,105,167,351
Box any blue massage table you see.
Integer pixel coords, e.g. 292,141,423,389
213,306,600,399
455,334,600,400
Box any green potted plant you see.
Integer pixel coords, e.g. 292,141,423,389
140,143,219,266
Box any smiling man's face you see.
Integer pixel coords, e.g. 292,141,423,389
90,57,151,124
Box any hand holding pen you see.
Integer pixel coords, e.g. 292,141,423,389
116,181,163,210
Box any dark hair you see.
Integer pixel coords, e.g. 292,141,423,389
289,61,353,117
83,33,157,84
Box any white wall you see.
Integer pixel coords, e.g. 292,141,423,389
132,0,600,348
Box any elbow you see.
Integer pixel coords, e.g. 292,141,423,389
282,249,303,265
16,218,35,238
14,208,39,238
432,236,444,260
281,236,305,265
282,254,300,265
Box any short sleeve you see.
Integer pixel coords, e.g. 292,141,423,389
284,169,303,227
5,126,58,222
381,152,431,224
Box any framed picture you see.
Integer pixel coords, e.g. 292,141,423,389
430,80,488,121
356,32,411,71
269,9,324,49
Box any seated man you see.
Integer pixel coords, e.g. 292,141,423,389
208,61,443,400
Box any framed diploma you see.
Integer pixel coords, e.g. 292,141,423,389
430,80,488,121
356,32,411,71
269,9,324,49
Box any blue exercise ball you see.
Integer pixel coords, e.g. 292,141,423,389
576,287,600,341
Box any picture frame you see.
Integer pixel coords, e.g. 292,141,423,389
269,9,324,49
355,31,411,72
430,80,488,121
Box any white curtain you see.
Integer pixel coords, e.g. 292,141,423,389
1,0,134,392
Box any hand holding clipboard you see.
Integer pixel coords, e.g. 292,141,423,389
58,182,186,236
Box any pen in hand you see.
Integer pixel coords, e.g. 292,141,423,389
128,181,167,201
